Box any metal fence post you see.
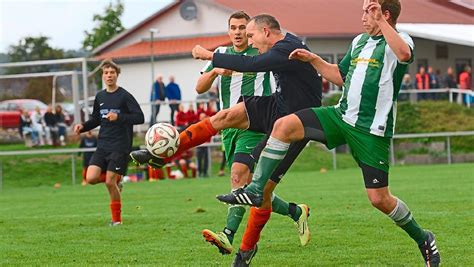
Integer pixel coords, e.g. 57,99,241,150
331,149,337,170
0,160,3,192
448,89,453,103
390,139,395,166
446,136,452,164
71,154,76,185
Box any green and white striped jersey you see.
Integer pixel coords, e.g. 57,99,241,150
201,46,274,109
336,32,414,137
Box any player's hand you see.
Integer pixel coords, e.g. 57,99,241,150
364,0,383,22
192,45,213,60
214,68,233,76
289,48,317,62
73,124,83,135
105,112,118,121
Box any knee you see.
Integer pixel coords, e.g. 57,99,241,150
105,179,116,188
272,117,295,142
230,169,248,188
368,194,391,211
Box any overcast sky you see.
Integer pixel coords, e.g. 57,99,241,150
0,0,173,53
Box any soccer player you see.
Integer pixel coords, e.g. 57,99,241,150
195,11,310,255
218,0,441,265
73,59,144,226
130,14,322,260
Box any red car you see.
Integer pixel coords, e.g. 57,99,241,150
0,99,48,128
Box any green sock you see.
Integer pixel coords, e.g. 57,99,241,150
271,194,290,215
246,137,289,195
388,198,428,245
225,205,246,244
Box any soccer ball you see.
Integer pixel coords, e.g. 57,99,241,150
145,123,180,158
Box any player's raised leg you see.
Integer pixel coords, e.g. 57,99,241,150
130,102,249,167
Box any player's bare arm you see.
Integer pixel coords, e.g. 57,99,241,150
365,0,411,62
289,48,343,86
195,68,232,94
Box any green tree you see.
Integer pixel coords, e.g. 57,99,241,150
82,0,125,52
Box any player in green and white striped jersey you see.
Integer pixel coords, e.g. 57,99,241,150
197,11,310,256
231,1,440,265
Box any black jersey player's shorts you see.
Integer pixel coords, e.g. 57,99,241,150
89,148,129,176
242,95,309,183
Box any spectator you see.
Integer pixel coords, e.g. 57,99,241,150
415,66,430,100
443,67,457,88
43,105,57,146
205,100,217,117
427,66,439,89
459,65,472,89
20,110,39,146
196,112,210,177
174,104,188,132
31,106,46,146
186,103,199,125
165,75,181,125
196,102,206,116
79,131,98,186
54,104,67,146
175,148,197,178
399,73,412,101
150,75,166,127
459,65,472,104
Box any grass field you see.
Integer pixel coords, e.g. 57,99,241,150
0,163,472,265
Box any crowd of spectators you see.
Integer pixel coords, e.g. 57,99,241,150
20,103,69,147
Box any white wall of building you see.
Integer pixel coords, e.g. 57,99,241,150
118,56,209,124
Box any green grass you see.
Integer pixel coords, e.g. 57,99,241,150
0,163,472,265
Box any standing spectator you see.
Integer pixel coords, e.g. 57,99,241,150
150,75,166,127
73,59,144,226
165,75,181,125
427,66,439,99
196,113,210,177
186,103,199,125
415,66,430,100
459,65,472,104
459,65,472,89
443,67,457,88
399,73,412,101
31,106,46,146
55,104,67,146
79,131,98,186
43,105,57,146
174,104,188,132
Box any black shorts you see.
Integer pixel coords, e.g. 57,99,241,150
243,96,310,183
243,95,281,134
89,148,129,175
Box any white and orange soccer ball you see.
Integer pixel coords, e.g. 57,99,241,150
145,123,180,158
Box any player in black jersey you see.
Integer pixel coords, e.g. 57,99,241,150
73,59,144,226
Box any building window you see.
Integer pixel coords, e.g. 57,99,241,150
435,44,448,59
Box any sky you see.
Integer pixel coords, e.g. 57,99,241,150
0,0,173,53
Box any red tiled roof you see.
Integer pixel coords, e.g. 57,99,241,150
213,0,474,36
96,35,231,60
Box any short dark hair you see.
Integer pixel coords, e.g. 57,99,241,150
228,11,250,26
251,14,281,31
100,59,121,74
379,0,401,25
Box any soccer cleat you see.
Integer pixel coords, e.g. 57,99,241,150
216,188,263,207
232,245,258,267
202,229,233,255
418,230,440,267
129,149,165,169
109,221,122,227
295,204,311,246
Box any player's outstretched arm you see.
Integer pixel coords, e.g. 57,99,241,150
289,49,344,86
195,68,232,94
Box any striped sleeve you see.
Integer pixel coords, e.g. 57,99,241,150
398,32,415,64
200,47,226,74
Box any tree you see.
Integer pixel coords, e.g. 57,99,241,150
82,0,125,52
4,36,66,102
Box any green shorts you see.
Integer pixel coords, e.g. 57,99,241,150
221,128,266,167
312,106,390,173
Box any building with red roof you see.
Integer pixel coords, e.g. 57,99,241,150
92,0,473,123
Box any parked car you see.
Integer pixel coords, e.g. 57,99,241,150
0,99,48,128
